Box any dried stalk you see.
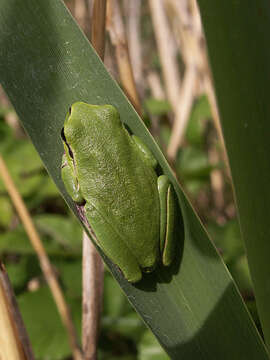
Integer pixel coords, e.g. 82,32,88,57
167,65,197,160
80,1,107,359
148,0,181,112
0,262,34,360
165,0,232,212
0,155,82,360
124,0,144,97
166,0,230,168
106,0,142,115
74,0,91,37
147,71,165,100
82,232,104,360
91,0,107,60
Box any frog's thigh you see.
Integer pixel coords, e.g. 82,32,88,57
157,175,176,266
85,203,142,283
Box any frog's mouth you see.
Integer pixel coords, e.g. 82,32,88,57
61,127,74,160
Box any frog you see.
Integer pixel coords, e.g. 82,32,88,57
61,102,177,283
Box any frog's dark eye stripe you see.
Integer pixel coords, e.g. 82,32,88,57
61,127,66,142
61,128,74,159
68,147,74,159
69,106,72,115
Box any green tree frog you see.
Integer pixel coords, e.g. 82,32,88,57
61,102,177,283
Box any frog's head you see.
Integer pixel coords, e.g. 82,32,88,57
61,102,122,164
62,102,121,143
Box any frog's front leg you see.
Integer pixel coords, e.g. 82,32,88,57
132,135,158,168
158,175,176,266
61,154,84,203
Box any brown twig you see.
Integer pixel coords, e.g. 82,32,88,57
0,155,82,360
106,0,142,115
0,261,35,360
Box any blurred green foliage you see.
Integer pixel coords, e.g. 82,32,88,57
0,92,259,358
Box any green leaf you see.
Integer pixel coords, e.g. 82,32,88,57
0,139,60,205
197,0,270,349
34,214,82,250
5,257,32,291
176,146,213,178
0,226,80,257
55,259,82,298
144,98,171,116
0,1,268,358
102,273,144,339
0,195,13,227
185,95,211,146
18,286,81,360
138,331,170,360
207,220,244,264
230,255,253,295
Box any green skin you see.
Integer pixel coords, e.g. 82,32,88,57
61,102,176,283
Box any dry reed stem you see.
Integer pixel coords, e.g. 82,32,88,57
148,0,181,112
106,0,142,115
74,0,91,37
0,262,34,360
147,71,165,100
204,76,231,179
167,0,230,164
0,155,82,360
167,65,197,160
80,1,107,359
91,0,107,59
82,232,104,360
124,0,144,97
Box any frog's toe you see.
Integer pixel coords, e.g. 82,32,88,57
142,264,156,273
124,268,142,283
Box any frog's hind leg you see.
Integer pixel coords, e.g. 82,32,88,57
158,175,177,266
85,203,142,283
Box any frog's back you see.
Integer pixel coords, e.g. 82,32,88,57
67,103,160,268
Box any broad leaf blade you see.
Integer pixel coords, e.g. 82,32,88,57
0,1,268,358
197,0,270,350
